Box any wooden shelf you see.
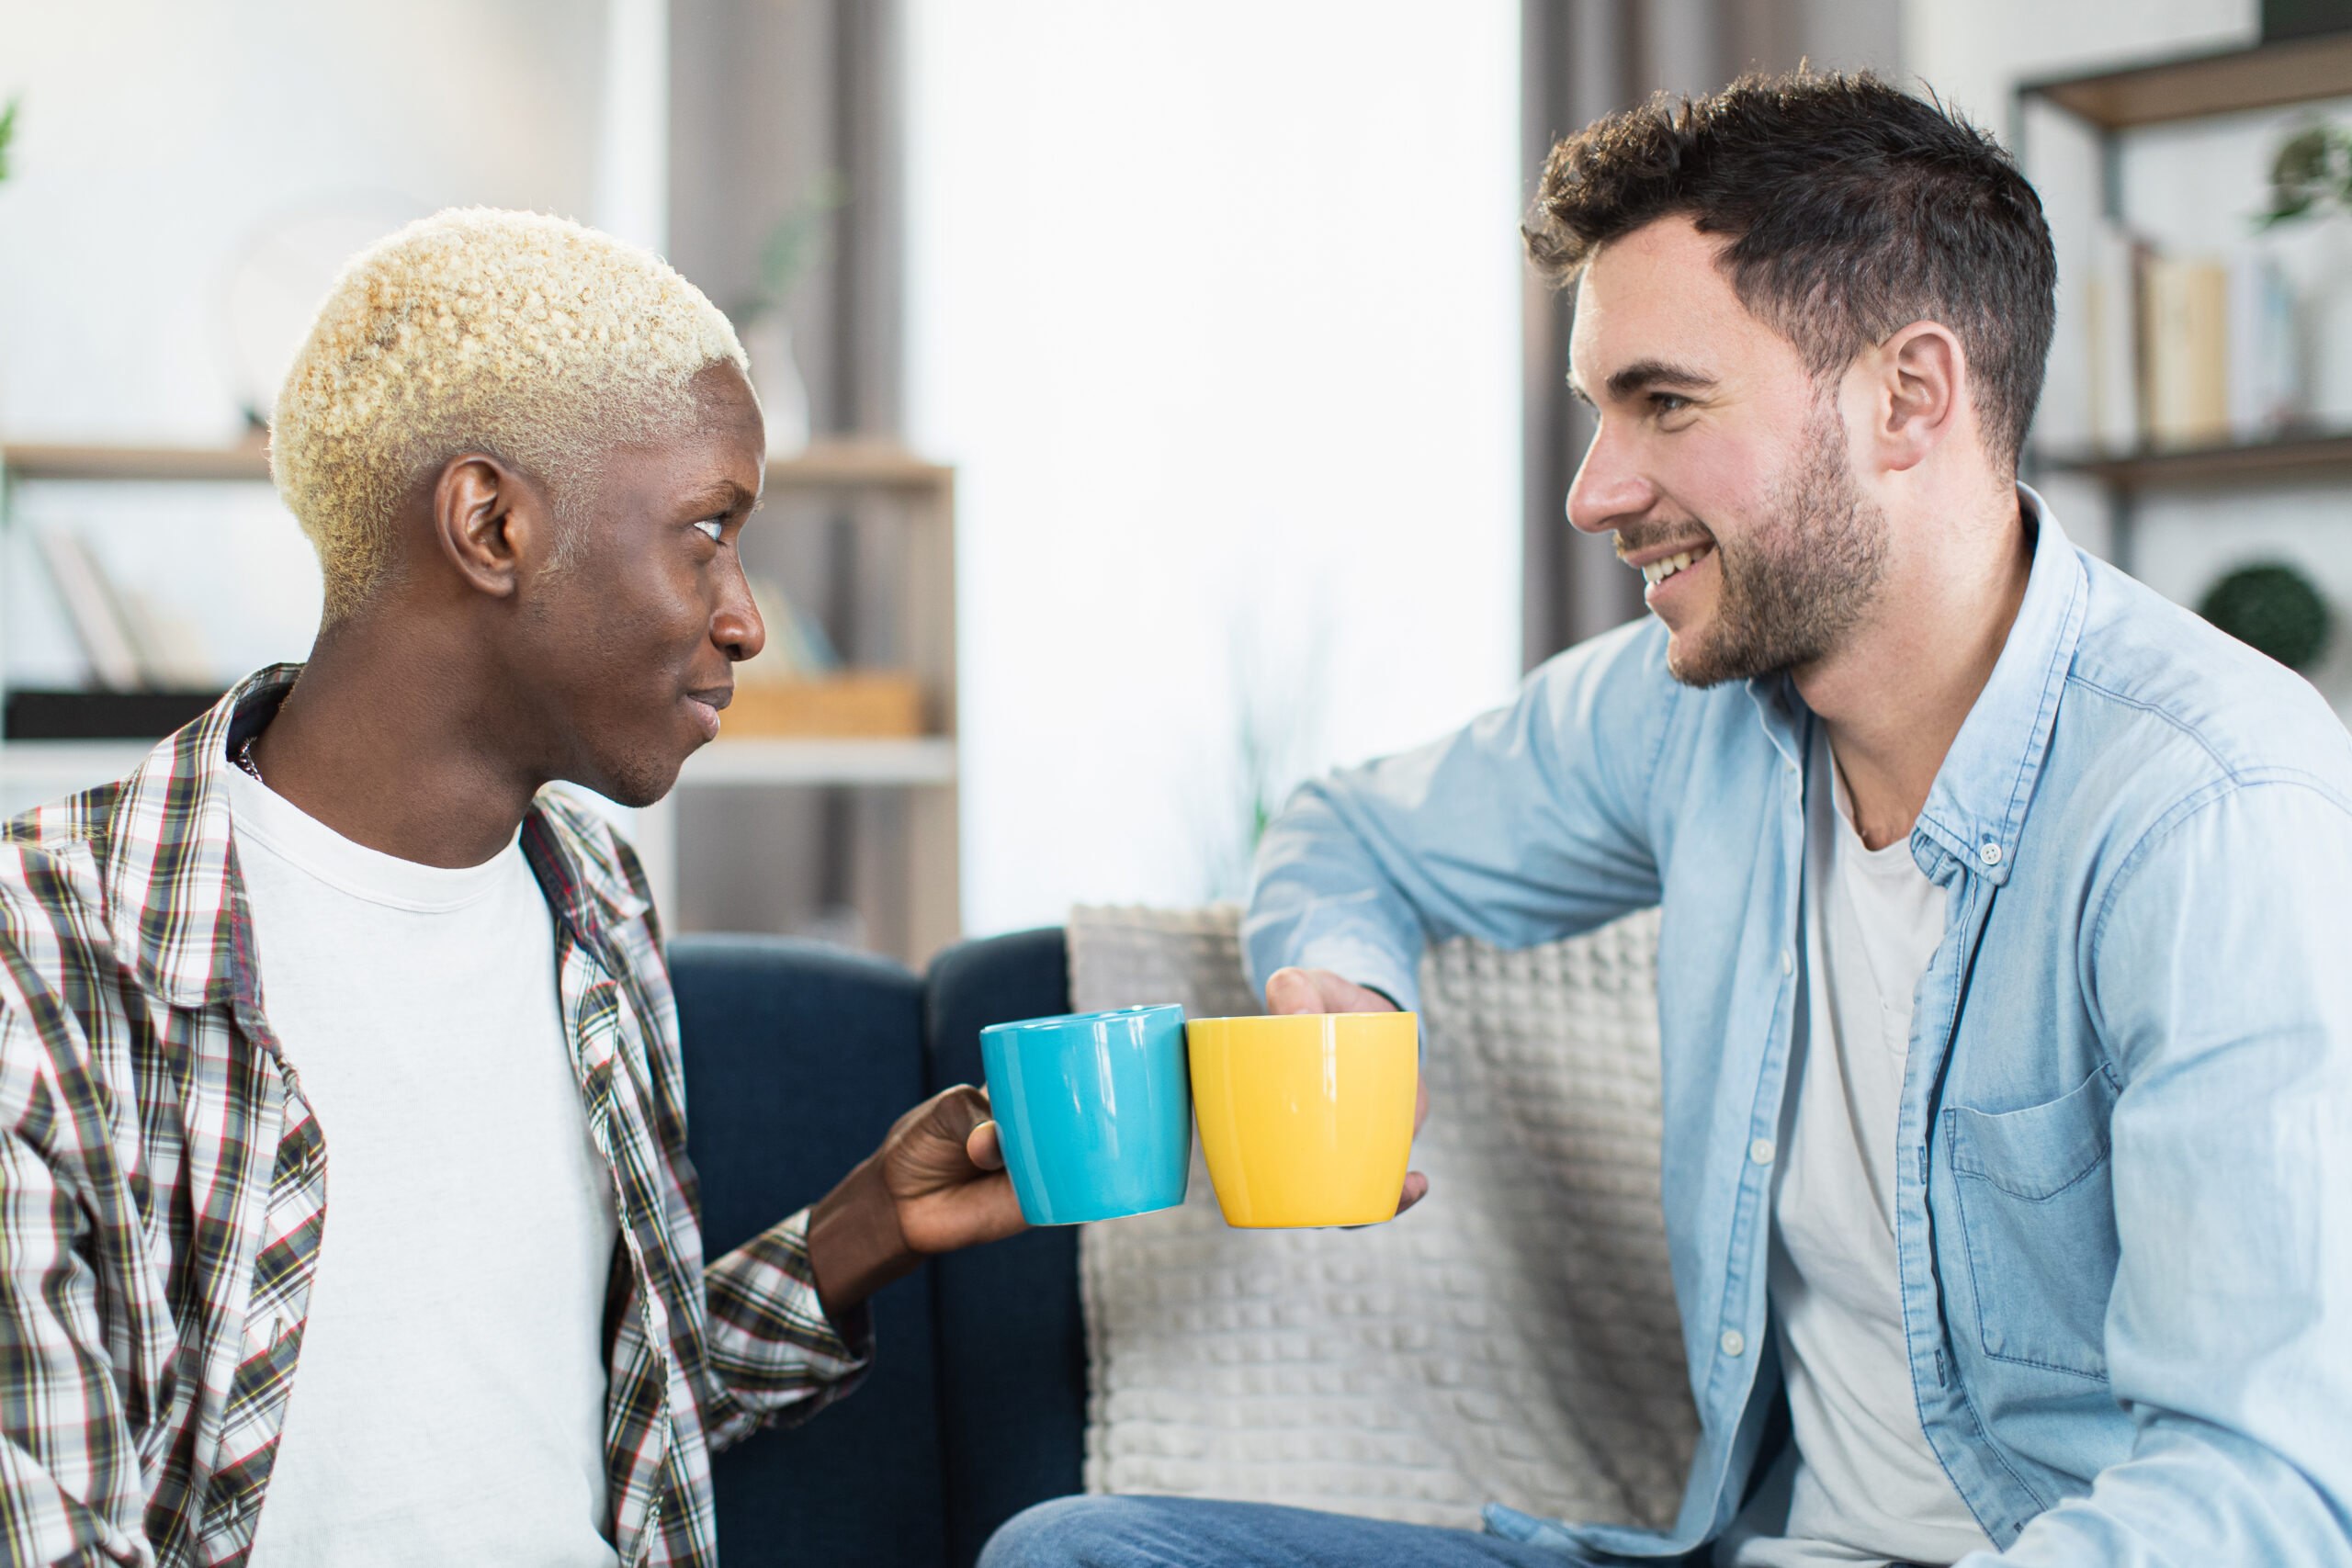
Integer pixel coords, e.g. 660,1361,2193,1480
765,442,952,491
2035,430,2352,489
0,735,957,792
677,736,956,786
2020,30,2352,130
1,440,950,491
3,444,272,482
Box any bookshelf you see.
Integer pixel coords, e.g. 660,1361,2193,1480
2021,31,2352,130
0,440,964,967
2037,428,2352,489
2018,34,2352,576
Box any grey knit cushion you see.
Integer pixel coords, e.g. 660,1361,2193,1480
1068,903,1697,1533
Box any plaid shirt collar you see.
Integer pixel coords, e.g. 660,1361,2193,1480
125,664,650,1010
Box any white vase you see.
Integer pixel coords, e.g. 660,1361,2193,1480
2267,211,2352,428
741,308,812,458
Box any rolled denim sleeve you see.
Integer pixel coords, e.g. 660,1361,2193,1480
1972,778,2352,1565
1244,616,1677,1010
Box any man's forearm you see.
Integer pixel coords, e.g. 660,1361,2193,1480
804,1154,921,1326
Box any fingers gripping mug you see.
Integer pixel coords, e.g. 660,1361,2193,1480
978,1004,1192,1225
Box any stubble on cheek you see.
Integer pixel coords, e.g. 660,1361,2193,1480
1660,406,1888,690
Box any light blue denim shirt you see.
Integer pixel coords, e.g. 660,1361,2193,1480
1245,492,2352,1566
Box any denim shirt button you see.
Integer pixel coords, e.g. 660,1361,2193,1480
1780,948,1793,976
1979,840,2003,866
1720,1329,1746,1358
1749,1138,1776,1165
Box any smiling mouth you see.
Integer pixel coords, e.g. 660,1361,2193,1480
1638,541,1713,589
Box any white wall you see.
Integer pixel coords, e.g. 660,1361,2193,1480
905,1,1524,935
1902,0,2255,131
0,0,605,683
0,0,604,444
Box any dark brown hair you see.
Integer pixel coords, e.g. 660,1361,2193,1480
1526,71,2056,469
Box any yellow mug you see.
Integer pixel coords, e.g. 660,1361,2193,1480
1184,1010,1419,1227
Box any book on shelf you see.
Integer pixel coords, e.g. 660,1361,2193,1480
2090,221,2307,455
2141,254,2231,447
2086,223,2143,451
35,528,144,691
2227,249,2301,440
31,526,219,692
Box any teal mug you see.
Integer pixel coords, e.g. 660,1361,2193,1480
978,1004,1192,1225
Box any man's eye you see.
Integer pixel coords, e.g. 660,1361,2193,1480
1653,393,1690,413
692,519,723,543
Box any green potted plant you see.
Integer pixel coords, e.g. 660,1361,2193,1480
2198,560,2335,673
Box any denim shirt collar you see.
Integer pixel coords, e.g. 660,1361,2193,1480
1912,485,2087,886
1743,485,2086,889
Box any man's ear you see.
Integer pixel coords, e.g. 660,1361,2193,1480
1855,320,1965,475
432,454,549,599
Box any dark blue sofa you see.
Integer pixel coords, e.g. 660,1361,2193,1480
670,928,1084,1568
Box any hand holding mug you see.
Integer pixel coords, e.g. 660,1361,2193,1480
1261,967,1430,1217
808,1083,1028,1325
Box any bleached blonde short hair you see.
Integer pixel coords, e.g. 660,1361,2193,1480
271,207,749,622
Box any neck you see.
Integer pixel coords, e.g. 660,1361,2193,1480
1793,482,2034,851
247,610,547,868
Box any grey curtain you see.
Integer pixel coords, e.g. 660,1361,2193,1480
1521,0,1903,669
668,0,902,439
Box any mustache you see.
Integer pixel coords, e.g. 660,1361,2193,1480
1613,519,1718,561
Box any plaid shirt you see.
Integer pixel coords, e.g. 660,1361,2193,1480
0,668,867,1567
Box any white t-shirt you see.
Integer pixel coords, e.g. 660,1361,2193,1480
229,766,621,1568
1722,736,1996,1568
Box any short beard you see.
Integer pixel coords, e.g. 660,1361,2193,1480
1657,400,1888,689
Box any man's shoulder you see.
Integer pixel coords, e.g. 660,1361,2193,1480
0,778,123,857
0,783,125,932
0,784,138,1056
2064,551,2352,803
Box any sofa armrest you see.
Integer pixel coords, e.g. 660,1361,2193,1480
923,928,1087,1568
673,933,947,1568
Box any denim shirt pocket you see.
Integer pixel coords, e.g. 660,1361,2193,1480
1946,1065,2121,1382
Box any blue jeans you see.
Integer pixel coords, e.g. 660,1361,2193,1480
979,1495,1587,1567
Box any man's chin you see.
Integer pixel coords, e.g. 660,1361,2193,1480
1663,625,1768,691
569,743,693,811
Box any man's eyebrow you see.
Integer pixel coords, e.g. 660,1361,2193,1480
682,479,758,515
1604,359,1718,401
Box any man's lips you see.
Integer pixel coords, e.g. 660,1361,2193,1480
686,687,731,740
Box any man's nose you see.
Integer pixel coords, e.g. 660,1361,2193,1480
714,574,766,663
1564,421,1654,536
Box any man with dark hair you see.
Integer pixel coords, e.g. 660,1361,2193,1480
987,72,2352,1568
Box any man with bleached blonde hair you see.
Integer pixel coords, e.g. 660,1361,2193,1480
0,208,1023,1567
